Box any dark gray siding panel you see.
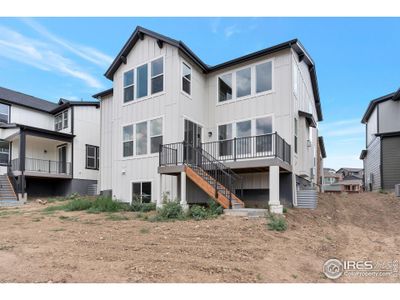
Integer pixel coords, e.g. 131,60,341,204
382,136,400,190
364,137,381,190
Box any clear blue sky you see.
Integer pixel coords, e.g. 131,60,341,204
0,17,399,169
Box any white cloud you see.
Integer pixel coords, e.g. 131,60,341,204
224,25,241,38
22,18,113,67
0,25,103,89
319,118,364,137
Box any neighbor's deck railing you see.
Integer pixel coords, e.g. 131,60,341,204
11,158,72,176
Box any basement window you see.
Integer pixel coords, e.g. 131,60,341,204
132,181,152,203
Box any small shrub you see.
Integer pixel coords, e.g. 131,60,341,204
88,197,125,213
130,201,156,212
43,205,65,212
68,192,80,200
140,227,150,234
64,198,93,211
267,213,288,232
157,200,184,220
283,207,288,213
207,199,223,217
190,205,208,220
379,189,388,194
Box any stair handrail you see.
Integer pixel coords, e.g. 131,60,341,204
184,142,242,208
6,164,19,200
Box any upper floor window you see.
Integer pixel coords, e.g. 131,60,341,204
123,125,134,157
182,62,191,95
136,64,148,99
256,61,272,93
294,117,298,154
218,60,273,103
236,67,251,98
218,73,232,102
55,110,68,131
124,70,134,102
0,140,10,166
151,58,164,94
0,103,10,124
123,57,164,104
86,145,99,170
123,117,163,157
150,118,163,153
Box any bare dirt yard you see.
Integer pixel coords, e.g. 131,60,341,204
0,192,399,283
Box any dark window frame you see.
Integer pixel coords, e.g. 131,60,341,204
85,144,99,170
132,181,152,203
0,140,10,166
182,62,192,96
0,103,10,124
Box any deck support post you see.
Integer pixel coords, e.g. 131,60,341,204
180,170,189,212
269,166,283,214
157,173,163,208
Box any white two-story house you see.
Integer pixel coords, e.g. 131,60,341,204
0,86,100,202
93,26,324,213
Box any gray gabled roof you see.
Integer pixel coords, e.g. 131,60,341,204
0,86,58,113
102,26,323,121
361,87,400,123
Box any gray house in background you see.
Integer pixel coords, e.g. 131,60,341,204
360,88,400,191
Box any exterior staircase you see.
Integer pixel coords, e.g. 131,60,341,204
183,143,245,209
186,165,244,209
0,175,19,205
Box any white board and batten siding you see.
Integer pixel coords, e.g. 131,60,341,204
99,35,322,203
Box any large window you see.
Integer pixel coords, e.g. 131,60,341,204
123,57,164,103
86,145,99,170
0,103,10,123
256,61,272,93
151,58,164,94
123,118,163,157
236,68,251,98
123,125,134,157
150,118,163,153
218,123,233,156
132,181,152,203
0,140,10,166
218,73,232,102
124,70,134,103
136,121,148,155
63,110,68,129
218,60,273,103
182,62,191,95
136,64,148,99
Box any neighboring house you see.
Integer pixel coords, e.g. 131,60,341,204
322,167,363,193
93,26,324,213
360,88,400,191
0,86,100,201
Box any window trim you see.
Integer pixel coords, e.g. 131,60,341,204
85,144,99,170
150,118,163,154
122,124,134,158
181,61,192,97
62,110,68,129
216,114,275,140
54,110,68,131
151,57,164,95
123,69,135,103
131,180,153,203
122,55,165,106
0,103,10,124
0,140,10,166
121,115,164,160
216,58,274,106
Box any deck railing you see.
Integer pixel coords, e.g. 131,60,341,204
11,158,72,176
201,132,291,164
